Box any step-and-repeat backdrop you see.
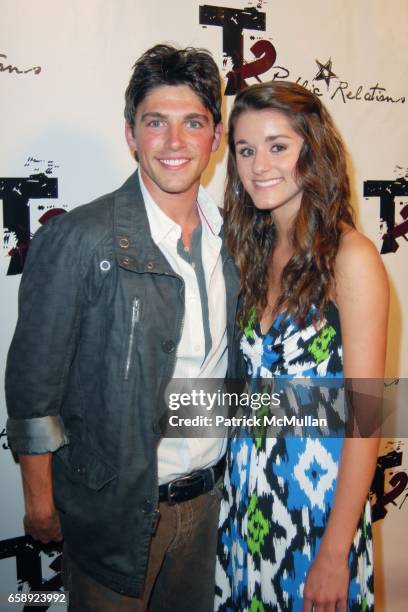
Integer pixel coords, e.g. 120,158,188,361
1,1,407,610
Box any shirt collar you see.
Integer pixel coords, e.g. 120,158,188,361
138,169,223,245
196,184,223,237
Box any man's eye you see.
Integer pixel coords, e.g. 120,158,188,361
187,120,203,128
238,147,254,158
147,120,163,127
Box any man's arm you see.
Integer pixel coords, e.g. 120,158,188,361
6,217,85,542
19,453,63,543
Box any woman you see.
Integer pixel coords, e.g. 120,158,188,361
215,81,388,612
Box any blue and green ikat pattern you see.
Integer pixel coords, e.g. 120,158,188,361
215,303,374,611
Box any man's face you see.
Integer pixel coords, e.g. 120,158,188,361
125,84,222,202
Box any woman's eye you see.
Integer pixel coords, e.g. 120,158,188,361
271,144,286,152
238,147,254,158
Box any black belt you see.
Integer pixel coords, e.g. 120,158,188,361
159,456,225,505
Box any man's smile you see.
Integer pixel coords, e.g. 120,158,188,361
158,158,190,168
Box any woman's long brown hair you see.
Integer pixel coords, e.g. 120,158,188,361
225,80,355,327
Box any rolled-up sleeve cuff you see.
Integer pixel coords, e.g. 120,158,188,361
6,415,69,454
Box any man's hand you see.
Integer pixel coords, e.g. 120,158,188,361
23,499,63,544
19,453,63,544
302,549,349,612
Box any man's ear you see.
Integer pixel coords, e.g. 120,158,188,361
211,122,223,152
125,122,139,162
125,122,136,152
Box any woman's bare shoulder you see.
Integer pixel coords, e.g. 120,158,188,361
335,225,385,278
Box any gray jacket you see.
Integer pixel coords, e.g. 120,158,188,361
6,172,241,596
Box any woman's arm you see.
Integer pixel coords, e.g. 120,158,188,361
303,228,389,612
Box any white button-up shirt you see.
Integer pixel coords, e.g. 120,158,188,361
139,172,227,484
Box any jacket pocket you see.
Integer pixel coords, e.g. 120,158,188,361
54,437,117,490
124,297,141,380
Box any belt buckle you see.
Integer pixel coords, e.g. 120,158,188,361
166,470,207,505
167,479,179,505
167,472,194,505
209,465,215,487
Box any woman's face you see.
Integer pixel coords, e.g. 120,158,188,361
233,109,304,215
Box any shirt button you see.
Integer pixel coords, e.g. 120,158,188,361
146,261,155,271
162,340,176,353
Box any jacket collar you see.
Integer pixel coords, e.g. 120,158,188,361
114,171,179,275
113,171,238,292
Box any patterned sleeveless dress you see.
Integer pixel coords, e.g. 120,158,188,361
215,303,374,611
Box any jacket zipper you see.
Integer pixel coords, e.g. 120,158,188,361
124,297,140,380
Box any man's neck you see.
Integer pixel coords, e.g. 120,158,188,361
140,170,201,248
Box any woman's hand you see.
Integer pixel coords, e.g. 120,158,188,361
302,549,349,612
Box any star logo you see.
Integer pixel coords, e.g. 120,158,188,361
314,58,337,89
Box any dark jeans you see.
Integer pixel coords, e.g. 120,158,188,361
62,486,221,612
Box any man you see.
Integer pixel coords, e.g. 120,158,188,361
6,44,240,611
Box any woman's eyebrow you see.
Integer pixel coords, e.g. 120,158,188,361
235,134,292,145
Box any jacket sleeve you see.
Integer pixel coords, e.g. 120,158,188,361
5,217,84,454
